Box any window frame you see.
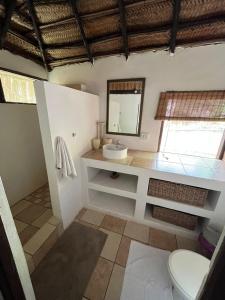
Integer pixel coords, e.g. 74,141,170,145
0,67,45,81
0,67,46,105
158,120,225,160
0,79,5,103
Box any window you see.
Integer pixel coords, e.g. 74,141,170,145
156,91,225,158
160,120,225,158
0,70,36,104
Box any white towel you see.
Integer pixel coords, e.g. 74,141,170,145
55,136,77,178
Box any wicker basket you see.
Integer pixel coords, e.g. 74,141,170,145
152,206,198,230
148,179,208,207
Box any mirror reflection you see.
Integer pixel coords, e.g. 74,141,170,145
107,78,145,136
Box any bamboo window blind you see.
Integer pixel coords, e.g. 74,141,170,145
155,91,225,121
109,81,143,91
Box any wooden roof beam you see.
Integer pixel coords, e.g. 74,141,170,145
48,45,166,67
0,0,16,49
46,14,225,52
69,0,93,64
26,0,49,72
22,0,157,28
118,0,129,59
49,35,225,68
170,0,181,54
8,29,38,47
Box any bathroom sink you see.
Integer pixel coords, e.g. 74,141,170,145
103,144,128,160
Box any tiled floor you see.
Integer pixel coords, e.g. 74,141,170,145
76,208,200,300
9,185,62,274
11,184,52,245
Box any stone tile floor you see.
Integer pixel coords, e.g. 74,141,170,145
9,186,63,274
10,194,201,299
11,184,52,245
76,208,200,300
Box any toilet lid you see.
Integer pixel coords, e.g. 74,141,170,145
168,250,210,300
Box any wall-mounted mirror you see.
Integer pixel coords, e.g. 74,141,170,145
106,78,145,136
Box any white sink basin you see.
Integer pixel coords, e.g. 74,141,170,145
103,144,128,160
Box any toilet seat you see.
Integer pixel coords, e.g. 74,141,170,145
168,250,210,300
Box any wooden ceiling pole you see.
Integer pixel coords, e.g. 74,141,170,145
69,0,93,64
118,0,129,59
8,29,38,47
45,14,225,53
169,0,181,54
26,0,49,72
0,0,16,49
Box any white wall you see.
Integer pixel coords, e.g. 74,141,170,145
35,81,99,228
0,104,47,205
49,44,225,151
0,178,35,299
0,49,47,79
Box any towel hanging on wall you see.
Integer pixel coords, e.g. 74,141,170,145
55,136,77,178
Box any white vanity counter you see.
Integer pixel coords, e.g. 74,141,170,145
82,150,225,238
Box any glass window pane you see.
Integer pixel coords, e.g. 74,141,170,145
160,120,225,158
0,70,36,104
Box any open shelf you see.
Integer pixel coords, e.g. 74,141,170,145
88,189,136,217
207,190,220,209
83,156,225,239
146,190,220,219
146,195,215,219
88,167,138,198
144,203,204,237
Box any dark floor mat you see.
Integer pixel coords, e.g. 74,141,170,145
32,222,107,300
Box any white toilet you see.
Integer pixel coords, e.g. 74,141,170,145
168,250,210,300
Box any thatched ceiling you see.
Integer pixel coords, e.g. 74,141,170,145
0,0,225,71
